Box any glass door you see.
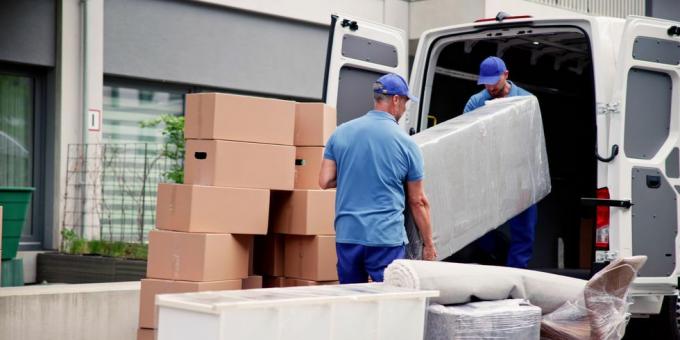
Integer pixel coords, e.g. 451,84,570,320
0,71,37,245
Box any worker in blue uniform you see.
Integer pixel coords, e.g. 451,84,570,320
319,73,437,283
463,56,538,269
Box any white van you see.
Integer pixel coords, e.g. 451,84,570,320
324,13,680,337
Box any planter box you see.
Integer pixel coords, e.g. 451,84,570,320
37,252,146,283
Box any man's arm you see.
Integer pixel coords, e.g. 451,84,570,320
319,159,337,189
406,180,437,260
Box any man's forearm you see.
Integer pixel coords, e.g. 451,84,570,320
410,202,433,246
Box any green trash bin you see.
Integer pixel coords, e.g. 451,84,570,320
0,187,35,260
1,258,24,287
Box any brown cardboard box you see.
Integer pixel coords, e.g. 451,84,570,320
155,183,269,234
295,147,324,189
283,278,339,287
284,235,338,281
147,230,250,281
137,328,155,340
295,103,336,146
270,190,335,235
139,278,241,329
242,275,263,289
253,234,285,276
185,93,295,145
185,139,295,190
263,276,286,288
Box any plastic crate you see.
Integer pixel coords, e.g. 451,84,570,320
156,283,438,340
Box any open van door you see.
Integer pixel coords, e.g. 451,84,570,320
323,14,408,124
607,16,680,287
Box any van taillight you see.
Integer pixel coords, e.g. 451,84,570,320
595,187,610,249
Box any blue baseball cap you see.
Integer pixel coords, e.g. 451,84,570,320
374,73,419,103
477,56,507,85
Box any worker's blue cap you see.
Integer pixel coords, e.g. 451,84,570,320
477,56,507,85
374,73,418,103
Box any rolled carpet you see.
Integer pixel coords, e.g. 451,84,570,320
384,260,586,314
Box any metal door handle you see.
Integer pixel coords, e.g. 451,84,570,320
596,144,619,163
646,175,661,189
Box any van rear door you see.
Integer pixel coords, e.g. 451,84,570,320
323,14,408,124
607,16,680,286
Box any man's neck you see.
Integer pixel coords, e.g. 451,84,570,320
373,106,399,120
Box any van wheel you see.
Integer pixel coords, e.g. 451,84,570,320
624,295,680,339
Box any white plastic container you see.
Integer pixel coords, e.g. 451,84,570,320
156,283,438,340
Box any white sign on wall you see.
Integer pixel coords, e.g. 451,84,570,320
88,109,101,131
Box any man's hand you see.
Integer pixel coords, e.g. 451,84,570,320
423,243,437,261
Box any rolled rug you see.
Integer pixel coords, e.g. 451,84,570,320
384,260,586,314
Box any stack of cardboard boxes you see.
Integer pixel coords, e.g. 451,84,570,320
137,94,338,339
257,102,339,288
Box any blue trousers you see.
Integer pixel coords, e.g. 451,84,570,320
336,243,405,283
478,204,538,268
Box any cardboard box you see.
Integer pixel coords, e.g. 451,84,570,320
137,328,155,340
185,139,295,190
155,183,269,234
283,278,339,287
139,278,241,329
253,234,285,276
263,276,286,288
185,92,295,145
242,275,263,289
295,103,336,146
284,235,338,281
147,230,250,281
270,190,335,235
295,147,324,189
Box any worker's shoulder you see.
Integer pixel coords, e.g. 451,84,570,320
463,89,489,113
469,88,490,102
511,83,532,96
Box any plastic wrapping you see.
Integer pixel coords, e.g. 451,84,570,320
406,96,551,260
541,256,647,340
426,299,541,340
384,260,585,314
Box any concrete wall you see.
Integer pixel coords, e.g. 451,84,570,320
0,282,140,340
194,0,408,32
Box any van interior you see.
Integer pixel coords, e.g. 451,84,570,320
422,27,598,273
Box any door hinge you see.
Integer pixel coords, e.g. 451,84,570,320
595,250,619,263
597,102,620,115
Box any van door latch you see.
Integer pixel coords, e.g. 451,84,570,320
597,102,620,115
581,197,633,209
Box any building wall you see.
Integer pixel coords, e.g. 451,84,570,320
3,0,597,252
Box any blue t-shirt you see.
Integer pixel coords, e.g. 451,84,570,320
324,110,424,247
463,81,532,113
